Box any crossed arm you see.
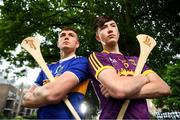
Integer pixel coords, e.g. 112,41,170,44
98,68,171,99
22,71,79,108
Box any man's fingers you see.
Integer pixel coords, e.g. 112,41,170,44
135,74,150,84
104,92,110,98
99,84,110,97
23,92,33,100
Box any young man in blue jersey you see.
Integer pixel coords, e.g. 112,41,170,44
23,27,89,119
88,16,171,119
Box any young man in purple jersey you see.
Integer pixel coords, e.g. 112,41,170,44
23,27,89,119
88,15,171,119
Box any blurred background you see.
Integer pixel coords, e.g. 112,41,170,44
0,0,179,119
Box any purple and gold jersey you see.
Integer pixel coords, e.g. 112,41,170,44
34,56,89,119
89,50,154,119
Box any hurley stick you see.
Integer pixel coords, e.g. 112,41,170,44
116,34,156,119
21,37,81,120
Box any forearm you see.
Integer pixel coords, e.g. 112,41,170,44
98,68,149,99
23,87,50,108
121,76,148,97
108,75,148,98
24,71,79,108
129,73,171,99
23,96,47,108
129,81,170,99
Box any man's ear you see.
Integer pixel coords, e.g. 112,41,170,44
76,40,79,48
96,34,101,42
57,41,60,48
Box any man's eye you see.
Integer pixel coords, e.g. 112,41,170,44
60,33,66,37
100,26,106,30
111,23,116,27
69,33,74,37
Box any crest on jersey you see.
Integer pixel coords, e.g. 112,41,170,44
55,65,64,76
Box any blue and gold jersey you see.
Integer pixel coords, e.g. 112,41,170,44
34,56,89,119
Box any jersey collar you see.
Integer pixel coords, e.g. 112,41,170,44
59,54,76,63
102,49,123,55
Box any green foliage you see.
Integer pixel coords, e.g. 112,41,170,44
0,112,36,120
0,0,179,70
0,112,6,119
23,112,37,119
0,0,179,114
154,61,180,111
14,115,24,120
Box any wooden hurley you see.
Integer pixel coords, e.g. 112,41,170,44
21,37,81,120
116,34,157,119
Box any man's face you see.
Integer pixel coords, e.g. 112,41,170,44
96,20,119,46
57,30,79,50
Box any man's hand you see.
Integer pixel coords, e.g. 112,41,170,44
100,84,110,98
99,74,150,98
134,74,150,84
22,85,46,108
33,86,44,97
23,92,34,101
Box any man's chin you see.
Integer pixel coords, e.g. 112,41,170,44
61,46,70,50
61,45,70,49
61,46,75,51
107,39,118,45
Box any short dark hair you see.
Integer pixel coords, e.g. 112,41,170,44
59,27,78,35
95,15,114,31
58,27,79,41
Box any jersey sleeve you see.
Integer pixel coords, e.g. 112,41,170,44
88,52,114,79
34,70,44,86
68,57,89,83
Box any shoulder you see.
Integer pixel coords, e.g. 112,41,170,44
89,51,104,55
75,56,88,61
71,56,88,64
126,55,138,61
89,51,108,59
47,61,59,68
74,56,88,61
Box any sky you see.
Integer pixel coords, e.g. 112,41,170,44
0,0,3,5
16,67,40,85
0,0,59,86
0,57,41,86
15,34,45,86
0,33,45,86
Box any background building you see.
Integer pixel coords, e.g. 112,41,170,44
0,71,36,118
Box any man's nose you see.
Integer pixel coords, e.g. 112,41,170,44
107,27,113,34
64,37,69,40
